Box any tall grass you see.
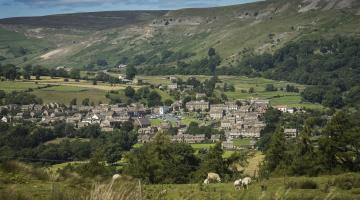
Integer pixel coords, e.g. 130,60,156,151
87,176,141,200
1,160,49,181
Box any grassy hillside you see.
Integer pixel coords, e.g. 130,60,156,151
1,161,360,200
0,0,359,68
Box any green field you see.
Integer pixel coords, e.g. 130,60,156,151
233,138,253,147
0,81,40,92
191,143,216,149
31,85,108,104
0,75,323,108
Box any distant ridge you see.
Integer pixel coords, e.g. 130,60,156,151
0,0,359,68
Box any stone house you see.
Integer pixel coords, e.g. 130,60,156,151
209,109,224,120
168,84,178,90
222,140,235,150
284,129,298,138
186,101,209,111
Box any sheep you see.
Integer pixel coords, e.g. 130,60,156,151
234,179,242,190
234,179,242,189
112,174,121,180
203,178,210,185
207,172,221,183
241,177,252,190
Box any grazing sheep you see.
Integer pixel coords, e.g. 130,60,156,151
234,179,242,190
207,172,221,183
241,177,252,189
203,178,210,185
112,174,121,180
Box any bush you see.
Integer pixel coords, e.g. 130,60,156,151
334,174,360,190
286,179,318,189
1,161,49,181
299,180,318,189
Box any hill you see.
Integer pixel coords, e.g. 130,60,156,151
0,0,359,68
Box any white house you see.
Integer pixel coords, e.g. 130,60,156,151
168,84,178,90
159,106,170,115
118,64,127,69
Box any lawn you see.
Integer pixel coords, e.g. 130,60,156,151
180,116,202,126
191,143,216,149
150,118,163,126
233,138,253,147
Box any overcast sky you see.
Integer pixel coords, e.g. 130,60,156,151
0,0,258,19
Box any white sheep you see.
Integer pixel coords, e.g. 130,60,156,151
207,172,221,183
241,177,252,190
234,179,242,190
112,174,121,180
203,178,210,185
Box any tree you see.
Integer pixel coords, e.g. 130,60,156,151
289,123,320,176
0,90,6,99
264,127,288,172
301,86,325,104
2,64,19,80
322,91,344,108
265,84,277,91
208,48,216,57
319,110,360,171
125,65,137,80
124,86,135,98
96,59,108,66
70,98,77,106
196,143,228,180
70,68,81,79
23,65,32,80
147,91,162,107
32,65,46,80
164,99,173,106
248,87,255,93
76,151,114,177
125,133,199,184
82,98,90,106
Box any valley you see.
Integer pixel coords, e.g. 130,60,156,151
0,0,360,199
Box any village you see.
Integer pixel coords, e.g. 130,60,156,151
0,84,299,150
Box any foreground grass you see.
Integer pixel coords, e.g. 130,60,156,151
1,161,360,200
144,175,360,200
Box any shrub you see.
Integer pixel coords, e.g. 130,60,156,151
299,180,318,189
1,161,49,181
334,174,360,190
286,179,318,189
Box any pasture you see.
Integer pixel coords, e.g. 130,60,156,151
144,174,360,200
0,81,39,92
136,75,323,109
0,75,322,109
30,85,108,104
